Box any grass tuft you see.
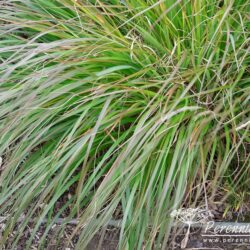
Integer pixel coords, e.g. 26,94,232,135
0,0,249,249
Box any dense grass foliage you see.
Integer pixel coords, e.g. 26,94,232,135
0,0,249,248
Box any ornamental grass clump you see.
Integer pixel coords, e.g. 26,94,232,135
0,0,249,249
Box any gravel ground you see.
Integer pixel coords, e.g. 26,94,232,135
1,220,250,249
